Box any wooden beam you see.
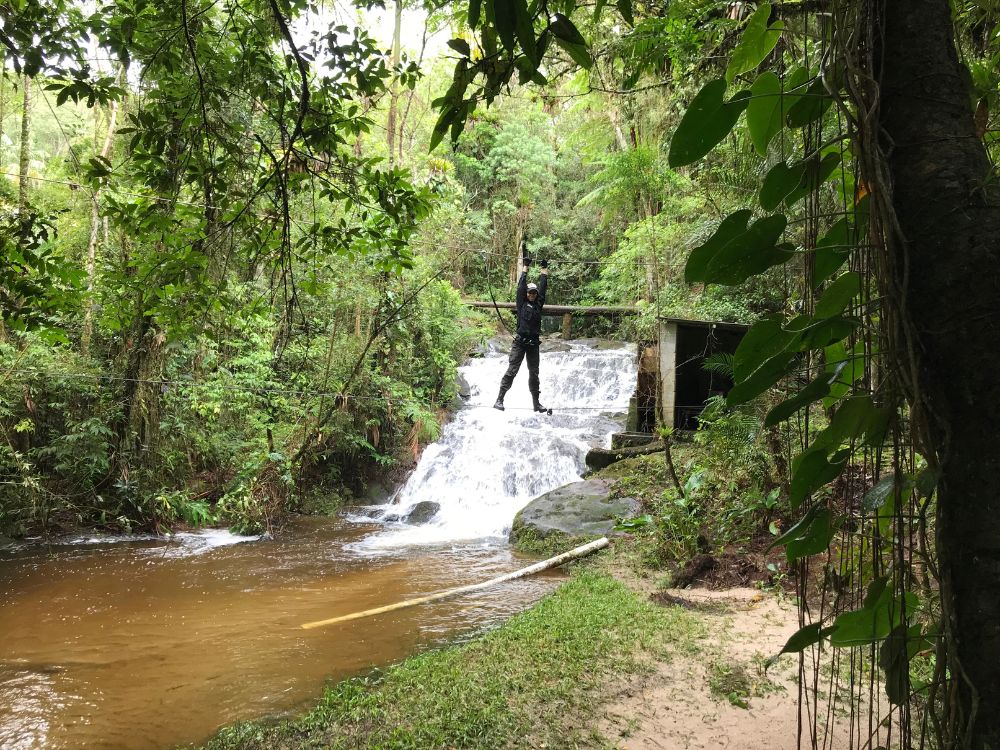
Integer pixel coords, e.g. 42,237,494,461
464,300,638,316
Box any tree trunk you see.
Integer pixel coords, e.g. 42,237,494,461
82,99,119,355
17,74,31,211
386,0,402,166
875,1,1000,745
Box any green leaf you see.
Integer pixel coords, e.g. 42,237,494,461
813,218,853,287
746,72,781,155
790,447,850,508
685,211,791,285
429,106,457,152
494,0,518,53
469,0,483,27
814,271,860,318
863,474,895,511
822,340,866,407
616,0,634,25
784,507,839,561
447,38,471,56
513,0,539,65
759,160,807,211
767,622,837,666
726,351,797,406
786,77,835,128
734,315,798,381
550,14,592,68
813,395,888,451
880,624,922,705
726,3,783,83
593,0,607,21
764,374,833,427
668,79,751,167
759,152,841,212
746,67,808,156
830,580,918,648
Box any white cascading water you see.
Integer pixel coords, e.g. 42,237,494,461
351,339,637,550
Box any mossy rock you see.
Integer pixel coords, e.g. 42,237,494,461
510,479,641,554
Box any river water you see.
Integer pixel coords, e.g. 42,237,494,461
0,340,636,750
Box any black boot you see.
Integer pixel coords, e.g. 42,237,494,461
531,392,547,413
493,388,507,411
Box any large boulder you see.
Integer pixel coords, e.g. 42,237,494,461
509,479,641,553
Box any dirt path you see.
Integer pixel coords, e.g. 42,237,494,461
599,588,851,750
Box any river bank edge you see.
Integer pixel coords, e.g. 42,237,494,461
191,554,704,750
190,539,805,750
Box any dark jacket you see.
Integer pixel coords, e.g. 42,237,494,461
515,271,547,345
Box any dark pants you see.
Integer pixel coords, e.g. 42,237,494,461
500,338,540,394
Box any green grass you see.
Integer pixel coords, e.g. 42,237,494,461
197,570,702,750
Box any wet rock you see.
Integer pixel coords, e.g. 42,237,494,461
404,501,440,525
509,479,641,550
611,431,658,449
585,441,662,471
575,338,626,351
540,339,572,353
0,533,13,551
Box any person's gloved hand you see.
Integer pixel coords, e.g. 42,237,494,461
540,259,549,269
523,255,533,267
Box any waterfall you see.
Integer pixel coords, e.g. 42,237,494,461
351,339,637,550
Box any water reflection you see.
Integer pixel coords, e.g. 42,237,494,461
0,518,560,750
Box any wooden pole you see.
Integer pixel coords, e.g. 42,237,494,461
301,536,610,630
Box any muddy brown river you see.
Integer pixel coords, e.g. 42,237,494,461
0,516,561,750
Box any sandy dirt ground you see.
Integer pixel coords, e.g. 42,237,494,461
598,588,856,750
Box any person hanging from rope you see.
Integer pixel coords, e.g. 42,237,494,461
494,241,550,413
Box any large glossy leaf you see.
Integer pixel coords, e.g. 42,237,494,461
814,271,860,318
863,474,895,511
685,211,790,285
493,0,519,53
790,447,850,507
726,351,797,406
813,218,852,286
550,13,592,68
764,373,833,427
784,506,839,561
746,67,808,156
766,621,837,667
513,0,538,65
759,160,807,211
813,395,888,451
469,0,483,27
668,79,751,167
616,0,634,25
747,72,781,155
786,77,835,128
760,152,841,211
726,3,784,83
822,340,866,407
829,579,919,647
733,314,799,381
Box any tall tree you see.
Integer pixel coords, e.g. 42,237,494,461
872,1,1000,744
17,74,30,211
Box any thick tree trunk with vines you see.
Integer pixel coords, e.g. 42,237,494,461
876,0,1000,745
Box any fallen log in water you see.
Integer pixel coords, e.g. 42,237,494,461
301,536,610,629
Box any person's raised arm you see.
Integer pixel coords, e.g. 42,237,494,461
537,259,549,307
517,247,531,307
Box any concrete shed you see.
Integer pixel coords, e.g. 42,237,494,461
657,317,749,429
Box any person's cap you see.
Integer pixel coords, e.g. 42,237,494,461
527,283,538,292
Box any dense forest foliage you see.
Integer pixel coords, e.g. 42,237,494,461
3,0,1000,746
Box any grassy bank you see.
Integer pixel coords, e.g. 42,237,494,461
197,568,702,750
